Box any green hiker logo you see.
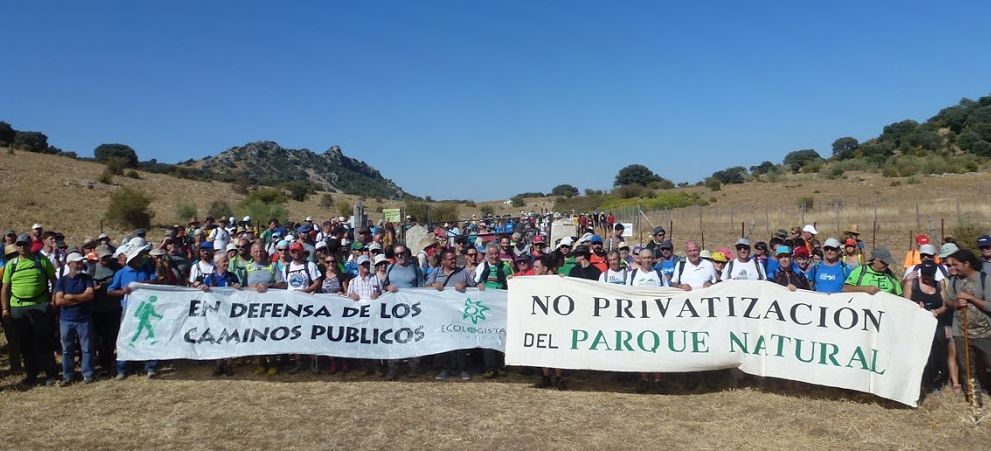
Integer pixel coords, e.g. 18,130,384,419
130,295,164,346
463,297,490,325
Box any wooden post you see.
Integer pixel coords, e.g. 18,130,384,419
740,222,744,238
941,218,945,242
872,220,877,249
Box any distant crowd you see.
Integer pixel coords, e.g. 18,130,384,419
2,212,990,404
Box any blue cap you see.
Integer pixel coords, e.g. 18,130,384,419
775,245,792,256
590,234,603,244
977,235,991,248
199,242,214,250
297,225,311,233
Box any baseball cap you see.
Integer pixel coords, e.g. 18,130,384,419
573,245,591,257
774,229,788,239
289,242,304,252
802,224,818,235
297,224,311,233
735,238,751,248
368,242,383,252
754,241,768,251
149,248,166,257
775,245,792,256
579,232,594,243
3,244,16,257
305,216,313,222
915,234,930,245
350,242,365,250
276,240,290,250
225,243,238,252
658,239,673,250
939,243,960,259
356,255,370,266
15,233,30,245
132,228,146,237
792,247,810,258
32,223,43,230
373,254,389,266
4,229,16,237
652,226,666,235
96,245,114,259
242,216,251,222
98,233,110,240
199,242,214,251
919,244,936,257
844,238,857,247
977,235,991,248
532,235,545,244
315,241,328,250
823,238,842,249
870,247,895,266
618,242,630,250
590,234,603,244
558,237,574,248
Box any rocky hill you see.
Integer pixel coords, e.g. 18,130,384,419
178,141,407,199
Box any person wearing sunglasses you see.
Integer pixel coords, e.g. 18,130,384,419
843,247,902,295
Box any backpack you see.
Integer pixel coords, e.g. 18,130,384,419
7,254,49,281
808,260,852,285
628,268,665,287
727,258,765,280
284,262,314,287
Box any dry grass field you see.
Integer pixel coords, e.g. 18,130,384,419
0,353,989,450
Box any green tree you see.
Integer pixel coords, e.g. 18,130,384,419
782,149,823,172
550,184,579,198
207,200,235,219
94,143,139,167
480,205,495,216
703,177,722,191
176,203,198,222
614,164,662,187
711,166,747,184
105,187,154,229
0,121,15,145
510,195,526,207
749,161,776,175
13,131,50,153
831,137,859,159
879,120,919,149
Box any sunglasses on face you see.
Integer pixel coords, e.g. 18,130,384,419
325,260,336,264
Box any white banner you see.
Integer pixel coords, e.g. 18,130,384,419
504,277,936,407
116,284,506,361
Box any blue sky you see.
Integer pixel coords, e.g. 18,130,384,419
2,1,989,200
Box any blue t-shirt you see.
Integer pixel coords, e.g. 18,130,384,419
55,273,95,321
108,266,158,309
766,259,801,280
654,257,677,280
808,261,852,294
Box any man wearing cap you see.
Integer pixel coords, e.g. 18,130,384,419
344,242,366,278
588,235,608,273
770,246,810,291
556,237,576,276
653,240,678,285
977,235,991,265
806,238,854,293
54,252,96,385
672,240,717,291
903,243,948,284
904,234,933,268
106,241,158,379
568,245,602,281
90,245,121,374
189,242,217,288
644,226,668,256
721,238,765,281
2,233,58,386
427,248,476,381
843,247,902,295
29,224,44,253
285,242,322,293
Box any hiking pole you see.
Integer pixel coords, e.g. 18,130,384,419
962,305,978,407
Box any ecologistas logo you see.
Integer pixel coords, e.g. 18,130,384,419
441,297,505,335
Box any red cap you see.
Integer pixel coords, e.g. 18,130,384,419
532,236,544,244
792,247,810,258
844,238,856,246
915,234,930,245
289,242,304,252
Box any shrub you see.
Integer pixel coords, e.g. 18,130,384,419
98,170,114,184
613,184,650,199
821,165,845,180
125,170,141,179
240,199,287,224
703,177,722,191
208,200,234,219
232,178,250,195
510,195,525,207
796,196,814,211
285,180,314,202
105,187,153,229
176,203,198,222
907,175,921,184
952,222,985,248
319,194,335,209
336,202,353,219
480,205,495,217
104,157,129,175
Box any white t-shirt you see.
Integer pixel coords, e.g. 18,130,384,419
211,227,231,252
189,260,216,284
285,261,322,291
903,264,946,282
629,267,665,287
722,258,765,281
672,259,718,289
598,268,628,285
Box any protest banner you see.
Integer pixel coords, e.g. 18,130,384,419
117,284,506,361
504,277,936,406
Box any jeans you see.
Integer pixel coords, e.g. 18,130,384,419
60,319,95,381
10,303,58,381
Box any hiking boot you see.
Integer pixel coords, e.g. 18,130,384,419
58,379,72,387
435,370,450,381
459,371,471,381
114,373,127,381
83,378,94,384
482,369,497,379
635,379,649,394
146,370,157,379
534,375,552,389
385,368,398,381
555,377,568,391
224,364,234,377
406,365,420,379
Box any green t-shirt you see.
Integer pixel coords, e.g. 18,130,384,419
558,256,576,276
844,264,903,296
2,254,56,306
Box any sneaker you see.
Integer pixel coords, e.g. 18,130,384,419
267,367,279,377
435,370,450,381
58,379,72,387
459,371,472,381
555,377,568,391
44,378,57,387
146,370,157,379
635,379,649,394
83,378,94,384
385,368,397,381
114,373,127,381
534,376,552,389
482,369,496,379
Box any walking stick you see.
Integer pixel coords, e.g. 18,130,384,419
961,305,977,407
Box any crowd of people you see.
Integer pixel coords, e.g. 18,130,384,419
2,213,990,404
